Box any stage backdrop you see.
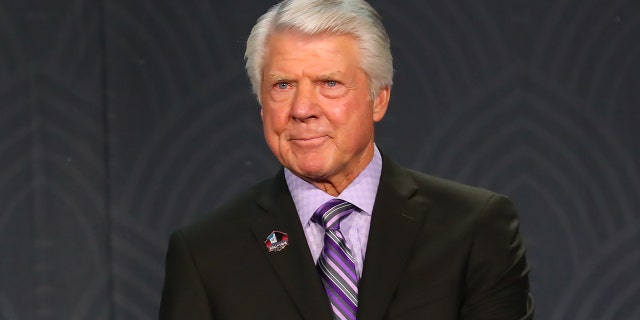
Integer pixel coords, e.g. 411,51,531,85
1,0,638,319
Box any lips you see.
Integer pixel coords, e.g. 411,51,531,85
287,129,329,141
289,135,329,147
291,136,325,141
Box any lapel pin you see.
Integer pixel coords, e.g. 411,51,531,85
265,231,289,252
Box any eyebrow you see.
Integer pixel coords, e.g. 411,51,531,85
315,72,340,80
267,73,288,81
266,72,342,81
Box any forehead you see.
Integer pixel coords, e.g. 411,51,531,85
263,30,362,71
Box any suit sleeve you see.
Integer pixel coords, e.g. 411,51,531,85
460,194,534,320
159,231,214,320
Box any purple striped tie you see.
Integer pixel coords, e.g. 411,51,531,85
312,199,358,320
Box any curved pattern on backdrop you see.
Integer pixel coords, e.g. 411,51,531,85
0,1,109,319
534,0,640,122
0,3,25,81
551,225,640,320
380,0,512,119
106,1,277,319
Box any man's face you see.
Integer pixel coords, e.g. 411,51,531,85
260,30,390,193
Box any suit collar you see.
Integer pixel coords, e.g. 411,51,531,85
251,169,334,320
358,155,431,319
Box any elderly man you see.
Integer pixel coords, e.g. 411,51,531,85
159,0,534,319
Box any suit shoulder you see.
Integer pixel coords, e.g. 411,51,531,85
397,167,521,244
403,167,508,207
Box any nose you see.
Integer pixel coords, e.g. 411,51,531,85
290,82,319,121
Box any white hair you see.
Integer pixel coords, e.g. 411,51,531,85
244,0,393,102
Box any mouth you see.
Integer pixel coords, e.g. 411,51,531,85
289,135,329,147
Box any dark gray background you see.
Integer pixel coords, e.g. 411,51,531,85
1,0,639,319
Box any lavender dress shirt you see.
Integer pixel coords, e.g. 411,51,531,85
285,146,382,278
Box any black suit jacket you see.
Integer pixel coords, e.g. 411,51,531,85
160,156,534,319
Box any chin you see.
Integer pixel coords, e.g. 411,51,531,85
290,164,330,181
297,167,326,179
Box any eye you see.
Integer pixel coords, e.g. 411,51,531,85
319,79,348,98
276,82,289,90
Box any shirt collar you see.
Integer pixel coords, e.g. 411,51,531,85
285,146,383,226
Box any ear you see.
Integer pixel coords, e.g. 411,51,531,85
372,86,390,122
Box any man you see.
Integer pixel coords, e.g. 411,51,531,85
160,0,534,319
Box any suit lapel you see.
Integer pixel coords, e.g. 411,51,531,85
250,170,333,320
358,157,430,319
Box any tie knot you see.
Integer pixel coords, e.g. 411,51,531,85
312,199,356,230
